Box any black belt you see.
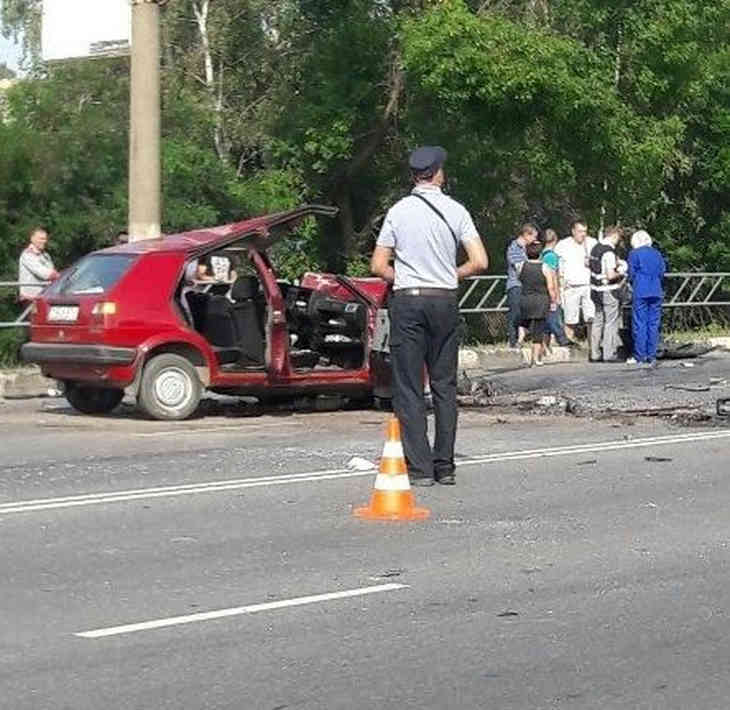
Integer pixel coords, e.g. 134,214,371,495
395,288,458,297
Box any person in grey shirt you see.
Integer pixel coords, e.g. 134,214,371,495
371,146,488,486
18,227,59,303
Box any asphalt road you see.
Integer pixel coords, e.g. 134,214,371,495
2,400,730,709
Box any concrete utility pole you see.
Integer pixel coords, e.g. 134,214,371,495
128,0,161,241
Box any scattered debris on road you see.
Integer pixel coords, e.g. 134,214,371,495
457,371,496,407
659,341,716,360
665,384,711,392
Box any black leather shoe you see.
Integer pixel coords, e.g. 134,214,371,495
435,472,456,485
410,476,435,487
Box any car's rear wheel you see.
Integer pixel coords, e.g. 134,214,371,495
137,353,202,420
65,384,124,415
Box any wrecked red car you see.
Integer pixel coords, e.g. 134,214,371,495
22,205,393,420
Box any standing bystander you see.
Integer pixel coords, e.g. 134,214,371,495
541,229,573,347
589,226,627,362
371,146,488,486
519,240,560,366
506,223,539,348
554,219,597,342
18,227,59,304
627,230,666,368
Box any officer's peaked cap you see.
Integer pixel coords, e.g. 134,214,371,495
409,146,447,172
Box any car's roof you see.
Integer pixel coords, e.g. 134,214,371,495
101,205,338,257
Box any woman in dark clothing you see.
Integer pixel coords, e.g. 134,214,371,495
519,241,559,366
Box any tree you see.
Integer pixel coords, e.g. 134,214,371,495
0,60,15,79
0,0,41,69
1,0,728,278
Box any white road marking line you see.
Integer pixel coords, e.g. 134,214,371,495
75,583,409,638
455,429,730,466
2,429,729,515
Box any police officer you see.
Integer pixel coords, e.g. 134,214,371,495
371,146,488,486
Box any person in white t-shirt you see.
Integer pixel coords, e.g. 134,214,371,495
554,219,597,342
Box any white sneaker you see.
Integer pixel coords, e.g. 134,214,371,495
534,359,545,366
626,357,638,365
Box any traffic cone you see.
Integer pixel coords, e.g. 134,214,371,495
354,416,430,521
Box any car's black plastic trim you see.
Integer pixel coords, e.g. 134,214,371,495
21,343,137,366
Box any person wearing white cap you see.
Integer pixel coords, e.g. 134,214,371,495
627,230,666,367
371,146,488,486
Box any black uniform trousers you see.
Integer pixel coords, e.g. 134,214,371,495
390,292,460,480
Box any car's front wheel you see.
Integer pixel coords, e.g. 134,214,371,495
137,353,202,420
65,384,124,415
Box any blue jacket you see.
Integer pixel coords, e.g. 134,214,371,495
628,246,666,299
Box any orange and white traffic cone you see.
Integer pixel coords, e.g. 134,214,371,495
354,416,430,521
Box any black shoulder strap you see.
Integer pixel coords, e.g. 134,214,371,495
411,193,459,248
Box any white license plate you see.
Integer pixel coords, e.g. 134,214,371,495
48,305,79,322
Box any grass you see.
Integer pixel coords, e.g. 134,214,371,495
0,328,26,368
663,323,730,343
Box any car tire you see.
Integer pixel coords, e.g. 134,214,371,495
65,384,124,415
137,353,202,421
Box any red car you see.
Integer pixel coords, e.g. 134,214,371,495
22,205,393,420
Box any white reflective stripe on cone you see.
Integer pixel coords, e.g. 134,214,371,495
382,441,405,458
374,474,411,491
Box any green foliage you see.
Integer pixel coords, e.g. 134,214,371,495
0,0,729,310
269,217,324,282
0,326,24,367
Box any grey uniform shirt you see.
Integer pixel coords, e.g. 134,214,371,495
18,247,55,300
376,185,479,291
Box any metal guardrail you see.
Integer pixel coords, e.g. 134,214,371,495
459,273,730,314
1,274,729,327
0,282,48,328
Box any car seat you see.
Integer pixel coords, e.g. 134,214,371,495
202,294,240,365
230,276,266,366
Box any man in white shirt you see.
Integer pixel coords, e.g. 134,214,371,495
554,219,597,342
18,227,60,304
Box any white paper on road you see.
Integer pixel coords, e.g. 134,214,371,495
347,457,376,471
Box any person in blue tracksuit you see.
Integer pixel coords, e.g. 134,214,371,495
627,230,666,367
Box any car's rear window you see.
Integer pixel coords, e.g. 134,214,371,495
49,254,136,296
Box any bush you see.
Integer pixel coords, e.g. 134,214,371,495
0,328,25,368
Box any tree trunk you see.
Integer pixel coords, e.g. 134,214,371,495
319,184,354,273
324,58,404,272
600,23,623,236
192,0,226,162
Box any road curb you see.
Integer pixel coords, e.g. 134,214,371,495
0,367,51,399
709,337,730,351
458,344,587,370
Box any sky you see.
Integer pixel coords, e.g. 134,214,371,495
0,32,22,73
